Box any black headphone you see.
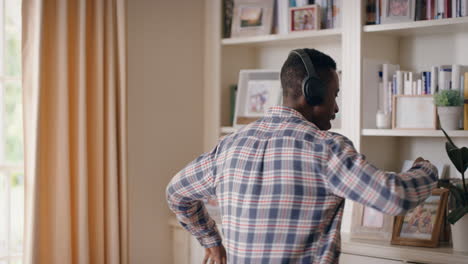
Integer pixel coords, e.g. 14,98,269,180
290,49,326,106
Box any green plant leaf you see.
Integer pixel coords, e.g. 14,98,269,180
448,206,468,224
448,184,467,207
446,147,468,174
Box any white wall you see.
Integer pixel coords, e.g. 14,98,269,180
127,1,205,263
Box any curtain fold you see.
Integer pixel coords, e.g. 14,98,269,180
22,0,128,263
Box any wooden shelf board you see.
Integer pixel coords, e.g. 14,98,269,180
362,129,468,137
363,17,468,36
221,29,341,46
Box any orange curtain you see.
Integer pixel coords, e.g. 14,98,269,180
22,0,127,263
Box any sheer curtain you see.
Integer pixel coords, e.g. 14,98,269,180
22,0,127,263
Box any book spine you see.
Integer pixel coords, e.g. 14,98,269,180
431,66,439,93
366,0,376,25
452,64,461,91
416,0,423,20
376,0,380,24
464,72,468,129
327,0,333,28
462,0,468,16
333,0,341,28
452,0,457,17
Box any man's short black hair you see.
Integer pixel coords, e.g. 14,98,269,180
280,48,337,100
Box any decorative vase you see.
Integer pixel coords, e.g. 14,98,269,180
451,214,468,252
437,106,463,130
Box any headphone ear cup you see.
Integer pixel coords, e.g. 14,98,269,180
303,77,326,106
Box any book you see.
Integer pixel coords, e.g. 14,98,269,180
332,0,341,28
275,0,289,34
366,0,376,25
439,65,452,90
431,66,439,93
462,0,468,16
464,72,468,130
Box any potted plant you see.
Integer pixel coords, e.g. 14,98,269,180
433,90,464,130
441,129,468,252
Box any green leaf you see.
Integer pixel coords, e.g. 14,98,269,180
448,185,467,207
448,206,468,224
446,147,468,174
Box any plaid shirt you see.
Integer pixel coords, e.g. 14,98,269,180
166,106,438,263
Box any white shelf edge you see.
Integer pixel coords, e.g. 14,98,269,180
221,28,341,46
220,126,237,134
362,129,468,137
363,17,468,34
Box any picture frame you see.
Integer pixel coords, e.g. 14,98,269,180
231,0,274,38
391,188,449,247
392,95,437,129
350,204,394,241
381,0,415,24
289,5,321,32
233,70,282,128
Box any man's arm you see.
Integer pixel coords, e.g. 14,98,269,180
166,148,222,248
324,135,438,216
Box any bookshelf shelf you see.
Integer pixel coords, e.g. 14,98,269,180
221,28,341,46
362,129,468,137
220,126,236,134
363,17,468,36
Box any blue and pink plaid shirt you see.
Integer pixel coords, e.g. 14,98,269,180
167,106,438,263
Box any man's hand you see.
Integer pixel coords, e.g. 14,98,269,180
413,157,430,166
203,245,227,264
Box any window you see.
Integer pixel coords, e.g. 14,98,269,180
0,0,23,263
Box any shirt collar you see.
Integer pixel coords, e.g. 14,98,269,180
266,106,307,121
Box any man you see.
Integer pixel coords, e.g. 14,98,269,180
166,49,437,263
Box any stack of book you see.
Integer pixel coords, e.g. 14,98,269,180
377,64,468,114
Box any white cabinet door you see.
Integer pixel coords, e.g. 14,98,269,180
340,253,402,264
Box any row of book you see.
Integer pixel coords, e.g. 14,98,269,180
366,0,468,25
378,64,468,113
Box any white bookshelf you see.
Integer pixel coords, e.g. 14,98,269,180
363,17,468,36
221,29,342,47
362,129,468,137
199,1,468,263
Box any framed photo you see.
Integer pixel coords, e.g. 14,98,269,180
392,95,437,129
289,5,321,32
234,70,282,128
391,188,449,247
351,204,394,241
231,0,274,38
381,0,415,24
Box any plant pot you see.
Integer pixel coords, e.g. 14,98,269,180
451,214,468,252
437,106,463,130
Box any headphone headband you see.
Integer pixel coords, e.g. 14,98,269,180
291,49,320,80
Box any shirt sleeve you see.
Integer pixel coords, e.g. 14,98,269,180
324,135,438,216
166,147,222,248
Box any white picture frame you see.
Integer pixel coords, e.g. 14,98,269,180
381,0,415,24
234,70,282,128
231,0,274,38
392,95,437,129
